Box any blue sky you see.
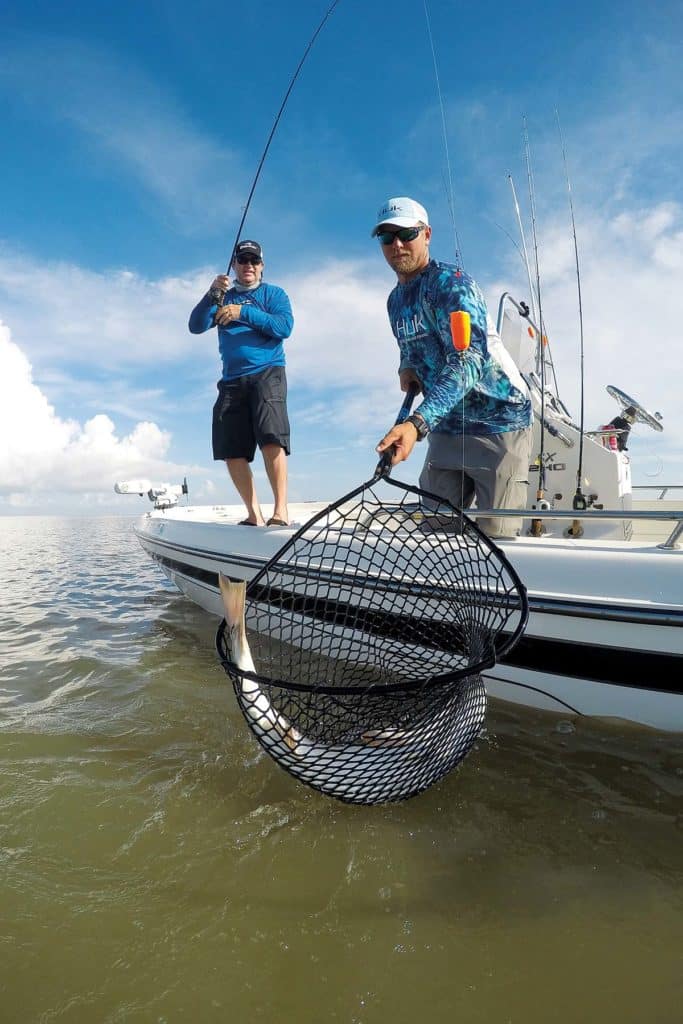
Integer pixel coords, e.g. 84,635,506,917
1,0,682,514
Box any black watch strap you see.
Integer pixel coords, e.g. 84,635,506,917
406,413,429,440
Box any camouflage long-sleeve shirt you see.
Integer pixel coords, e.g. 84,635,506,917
387,260,532,435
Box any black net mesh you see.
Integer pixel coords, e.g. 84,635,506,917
216,473,528,804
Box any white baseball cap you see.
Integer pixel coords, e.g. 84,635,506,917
371,196,429,237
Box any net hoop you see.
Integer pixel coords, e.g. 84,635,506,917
215,470,528,803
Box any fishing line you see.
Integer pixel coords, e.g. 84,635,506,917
555,109,587,510
211,0,342,304
423,0,463,268
643,453,664,478
491,216,530,272
421,0,469,486
484,672,582,716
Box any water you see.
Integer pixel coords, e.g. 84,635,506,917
1,516,681,1023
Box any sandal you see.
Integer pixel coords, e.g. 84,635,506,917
266,516,289,527
239,519,259,526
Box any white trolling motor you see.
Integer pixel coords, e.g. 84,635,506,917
114,478,188,510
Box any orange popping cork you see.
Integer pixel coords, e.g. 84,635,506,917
450,310,471,351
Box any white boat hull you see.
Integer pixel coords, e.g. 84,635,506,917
134,503,683,733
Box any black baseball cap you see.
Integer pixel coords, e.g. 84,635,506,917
233,240,263,261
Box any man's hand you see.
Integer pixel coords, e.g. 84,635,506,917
210,274,231,297
214,304,242,326
376,421,418,466
399,369,422,393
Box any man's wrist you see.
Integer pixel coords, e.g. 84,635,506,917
406,413,429,440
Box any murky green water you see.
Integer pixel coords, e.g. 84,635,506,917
1,516,681,1023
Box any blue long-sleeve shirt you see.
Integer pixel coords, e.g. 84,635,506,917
387,260,532,435
189,281,293,381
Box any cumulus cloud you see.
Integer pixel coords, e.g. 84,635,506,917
0,247,396,383
0,36,246,229
487,201,682,443
0,321,190,507
1,198,681,512
283,259,397,396
0,250,209,370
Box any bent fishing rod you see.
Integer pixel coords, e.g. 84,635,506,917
210,0,341,306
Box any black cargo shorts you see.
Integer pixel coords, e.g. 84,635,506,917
212,365,290,462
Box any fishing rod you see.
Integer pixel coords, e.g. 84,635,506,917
555,109,587,514
210,0,342,306
523,118,549,534
423,0,463,268
505,175,562,400
508,174,537,324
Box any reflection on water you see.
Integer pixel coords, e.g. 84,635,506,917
0,516,681,1023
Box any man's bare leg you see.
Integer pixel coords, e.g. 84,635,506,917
261,444,288,524
225,458,265,525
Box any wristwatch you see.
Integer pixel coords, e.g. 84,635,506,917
406,413,429,441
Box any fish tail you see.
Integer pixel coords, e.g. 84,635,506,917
219,573,305,756
219,574,256,675
219,574,246,631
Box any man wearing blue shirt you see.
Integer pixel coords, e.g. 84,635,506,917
189,240,293,526
374,197,533,537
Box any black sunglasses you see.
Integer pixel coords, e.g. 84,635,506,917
236,255,262,265
377,225,424,246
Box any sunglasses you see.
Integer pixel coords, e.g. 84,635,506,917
377,225,424,246
236,255,262,265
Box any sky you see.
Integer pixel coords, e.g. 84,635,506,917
1,0,682,515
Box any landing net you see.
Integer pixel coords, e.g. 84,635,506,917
216,473,528,804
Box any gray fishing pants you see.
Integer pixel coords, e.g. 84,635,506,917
419,427,532,538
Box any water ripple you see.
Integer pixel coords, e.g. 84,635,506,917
0,514,681,1024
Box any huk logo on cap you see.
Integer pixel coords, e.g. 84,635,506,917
379,202,401,217
371,197,430,236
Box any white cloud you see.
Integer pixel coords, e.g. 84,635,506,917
283,260,396,388
0,37,246,228
0,250,210,370
0,321,191,505
487,200,683,457
1,196,681,512
0,247,397,389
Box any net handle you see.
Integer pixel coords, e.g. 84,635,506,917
374,383,419,479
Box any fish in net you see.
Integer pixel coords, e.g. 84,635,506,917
215,468,528,805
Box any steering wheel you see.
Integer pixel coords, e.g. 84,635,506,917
606,385,664,433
